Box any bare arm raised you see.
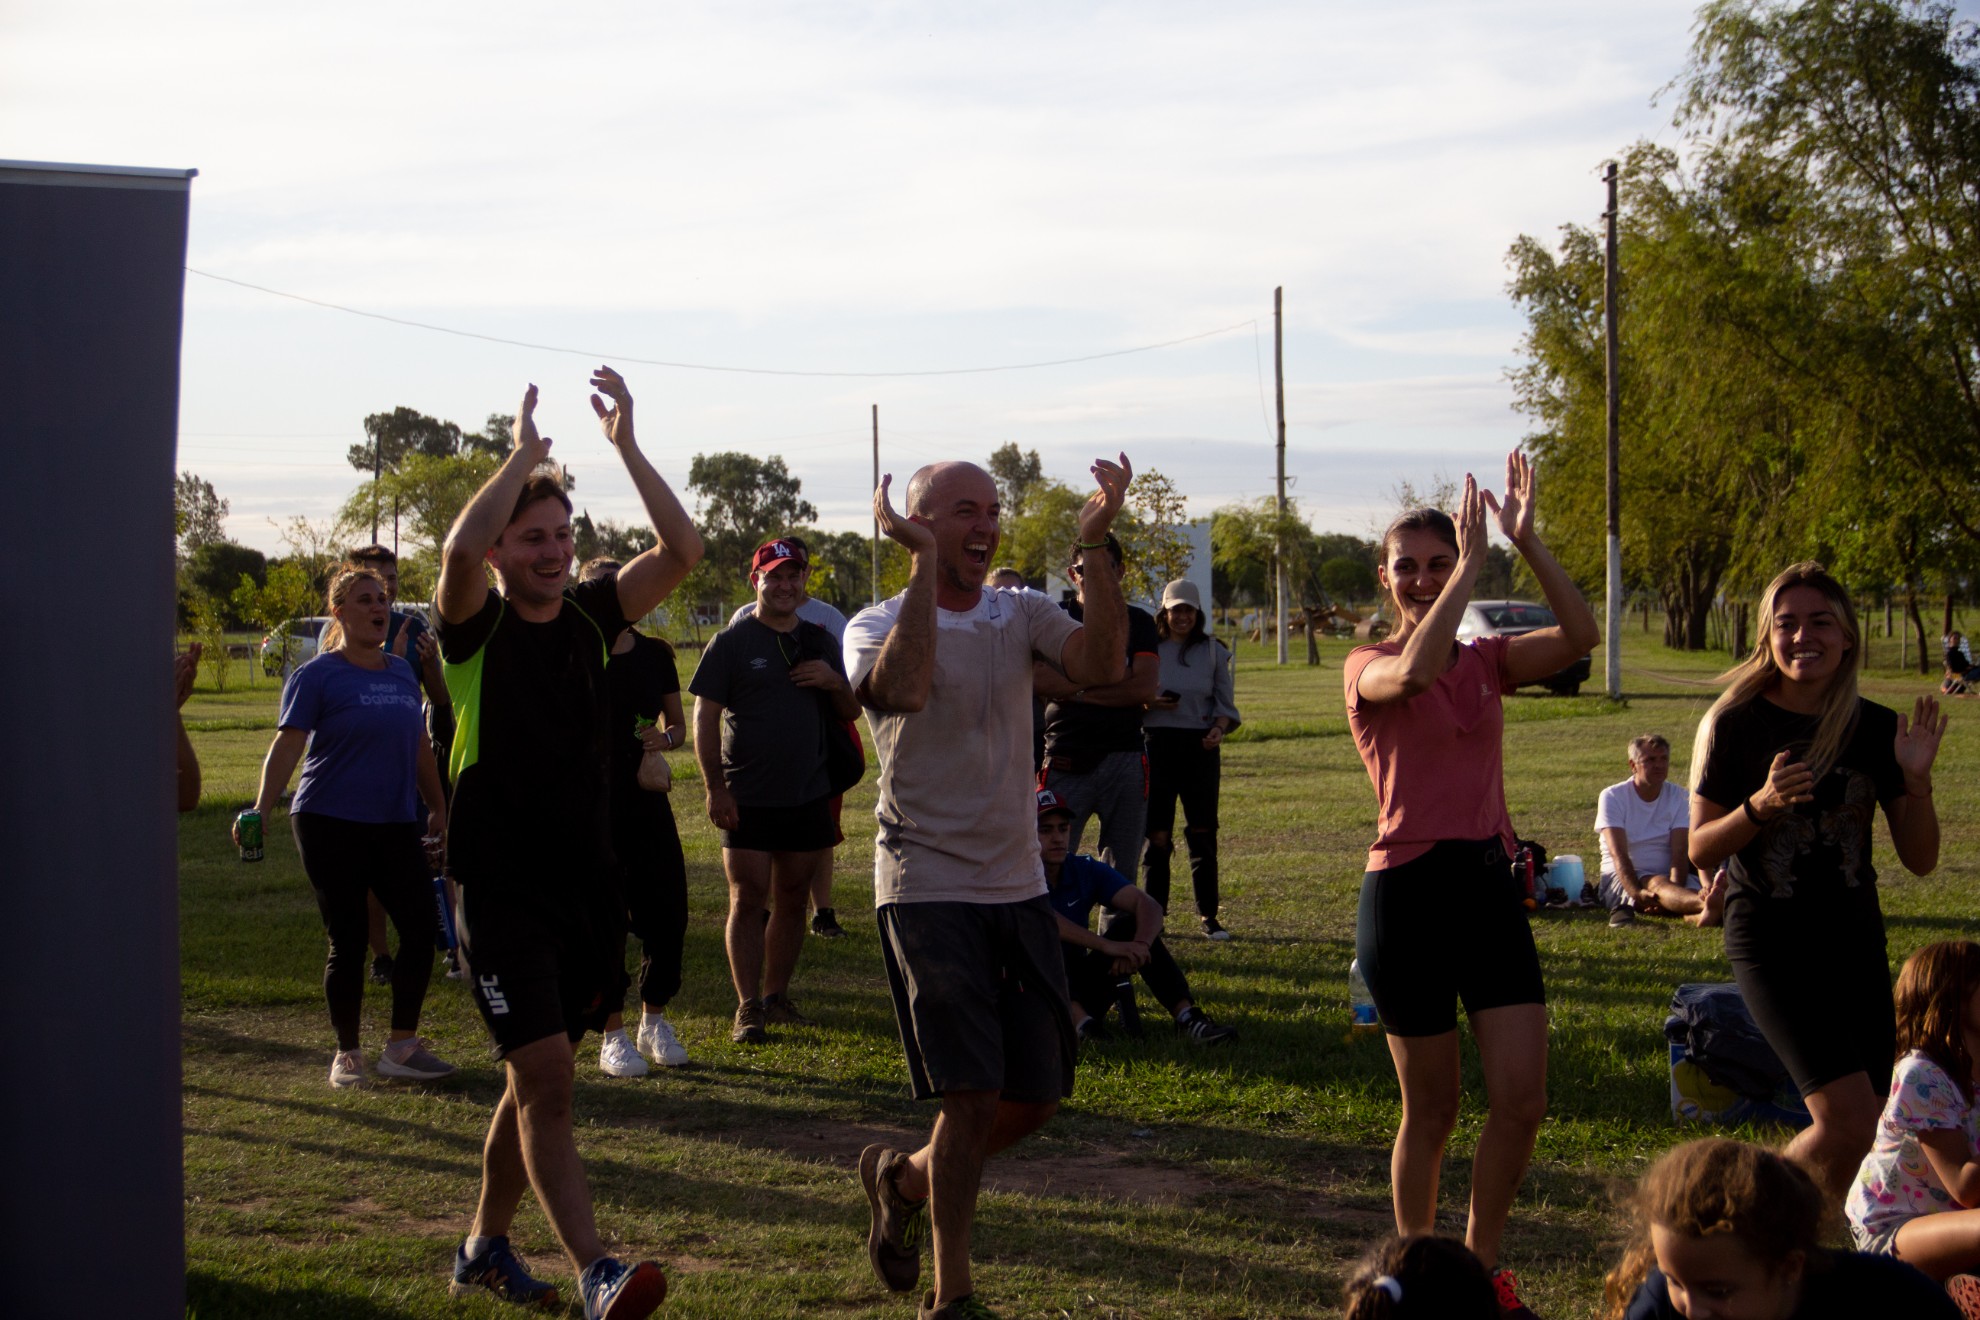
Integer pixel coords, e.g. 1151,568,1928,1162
1490,451,1601,685
586,366,704,620
437,384,550,625
1354,473,1487,704
1055,455,1133,688
860,475,939,713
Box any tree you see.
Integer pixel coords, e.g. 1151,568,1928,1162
1319,557,1376,604
337,450,504,560
183,541,267,628
801,528,878,612
685,453,818,605
997,478,1087,585
348,407,465,473
573,511,651,565
1210,497,1325,611
231,560,323,674
174,471,228,566
1117,468,1193,601
987,443,1045,521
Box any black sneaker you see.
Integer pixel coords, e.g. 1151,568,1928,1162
369,953,394,985
1609,906,1636,928
763,992,814,1026
1077,1016,1111,1044
858,1144,927,1292
1200,916,1232,942
811,908,845,939
1178,1009,1238,1045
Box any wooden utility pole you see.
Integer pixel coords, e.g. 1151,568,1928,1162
1603,162,1623,700
1274,286,1288,666
371,427,382,542
870,404,880,607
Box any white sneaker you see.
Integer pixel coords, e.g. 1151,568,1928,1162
637,1014,689,1067
599,1029,649,1077
329,1049,365,1089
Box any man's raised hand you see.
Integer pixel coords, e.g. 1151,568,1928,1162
589,366,635,450
874,474,935,555
1076,452,1133,547
511,384,550,465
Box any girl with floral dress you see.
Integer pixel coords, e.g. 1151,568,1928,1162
1846,941,1980,1315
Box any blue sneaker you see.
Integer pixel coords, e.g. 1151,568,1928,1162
450,1236,559,1307
580,1256,667,1319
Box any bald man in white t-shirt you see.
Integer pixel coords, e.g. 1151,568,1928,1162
1595,733,1725,928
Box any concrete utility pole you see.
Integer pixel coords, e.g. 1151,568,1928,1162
870,404,880,608
1603,162,1623,701
1274,286,1288,666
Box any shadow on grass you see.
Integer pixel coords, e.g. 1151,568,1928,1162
188,1271,408,1319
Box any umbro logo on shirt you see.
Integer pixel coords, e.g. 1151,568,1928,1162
750,657,769,670
1480,683,1492,697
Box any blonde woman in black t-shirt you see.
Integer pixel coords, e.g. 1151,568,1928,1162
1691,562,1946,1200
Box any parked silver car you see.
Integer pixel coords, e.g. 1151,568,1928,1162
260,617,330,678
1455,599,1592,696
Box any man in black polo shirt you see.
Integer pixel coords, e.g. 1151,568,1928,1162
1034,533,1162,875
436,367,701,1320
690,537,859,1044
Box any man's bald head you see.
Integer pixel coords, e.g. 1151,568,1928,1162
905,462,995,518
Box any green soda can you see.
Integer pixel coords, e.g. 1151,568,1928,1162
237,809,265,862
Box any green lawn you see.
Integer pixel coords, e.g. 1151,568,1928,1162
179,621,1978,1318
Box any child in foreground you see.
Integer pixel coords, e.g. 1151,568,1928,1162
1341,1235,1498,1319
1607,1138,1956,1319
1845,940,1980,1315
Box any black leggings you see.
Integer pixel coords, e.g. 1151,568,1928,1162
1143,729,1220,918
1063,910,1194,1016
291,813,436,1051
614,796,688,1013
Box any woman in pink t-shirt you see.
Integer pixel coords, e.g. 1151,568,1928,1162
1343,454,1599,1316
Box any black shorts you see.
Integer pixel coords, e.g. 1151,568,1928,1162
457,880,627,1060
1356,838,1547,1037
1725,889,1894,1097
721,795,836,853
876,897,1077,1104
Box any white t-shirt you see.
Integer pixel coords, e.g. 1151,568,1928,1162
730,596,847,644
1593,777,1691,879
844,586,1081,906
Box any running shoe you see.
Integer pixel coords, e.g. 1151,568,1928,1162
375,1039,456,1081
763,992,814,1026
445,949,466,980
1608,905,1636,928
369,953,395,984
1177,1009,1238,1045
637,1014,689,1067
1200,916,1232,942
1948,1274,1980,1320
918,1292,1000,1319
579,1256,666,1320
811,908,846,939
451,1235,560,1307
1077,1017,1112,1045
329,1049,365,1089
732,998,768,1045
858,1144,927,1292
598,1029,649,1078
1490,1267,1541,1319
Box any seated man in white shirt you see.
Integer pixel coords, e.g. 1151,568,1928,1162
1594,733,1725,929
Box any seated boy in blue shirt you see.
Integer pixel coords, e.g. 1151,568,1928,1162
1037,788,1236,1045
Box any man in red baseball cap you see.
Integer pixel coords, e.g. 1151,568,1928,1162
689,536,859,1045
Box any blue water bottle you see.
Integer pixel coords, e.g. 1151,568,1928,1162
1349,959,1380,1035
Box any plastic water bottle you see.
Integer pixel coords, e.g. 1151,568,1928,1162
1348,959,1380,1034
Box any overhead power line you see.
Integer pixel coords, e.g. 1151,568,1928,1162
186,267,1256,379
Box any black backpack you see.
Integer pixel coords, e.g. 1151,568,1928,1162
1664,982,1793,1101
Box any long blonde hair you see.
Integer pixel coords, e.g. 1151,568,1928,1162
319,566,384,653
1690,562,1862,788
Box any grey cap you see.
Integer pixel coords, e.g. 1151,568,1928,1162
1160,579,1202,610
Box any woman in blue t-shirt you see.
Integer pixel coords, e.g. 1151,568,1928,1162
240,567,455,1089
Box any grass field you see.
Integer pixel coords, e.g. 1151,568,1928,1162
178,619,1978,1319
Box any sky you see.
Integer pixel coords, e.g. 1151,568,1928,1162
7,0,1750,557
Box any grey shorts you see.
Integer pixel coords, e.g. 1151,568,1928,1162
876,896,1077,1104
1850,1219,1902,1255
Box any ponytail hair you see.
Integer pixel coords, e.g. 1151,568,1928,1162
1342,1236,1497,1320
319,567,384,653
1691,562,1861,789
